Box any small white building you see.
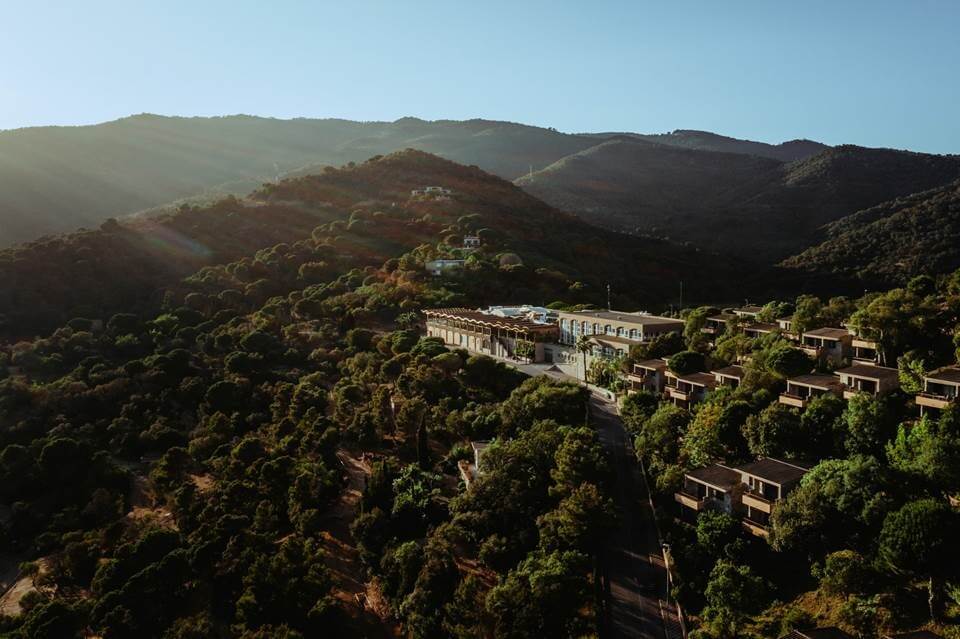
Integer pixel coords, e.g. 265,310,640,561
463,235,481,249
411,186,453,197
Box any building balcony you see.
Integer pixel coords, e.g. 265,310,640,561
742,491,774,514
779,392,808,409
742,518,770,538
668,387,692,402
852,338,878,350
800,345,821,358
674,491,704,511
916,393,954,410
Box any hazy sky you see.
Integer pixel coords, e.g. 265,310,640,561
3,0,959,152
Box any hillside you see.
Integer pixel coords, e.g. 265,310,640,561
0,114,830,248
0,115,598,247
516,138,783,234
781,179,960,285
520,141,960,261
591,129,828,161
0,150,765,342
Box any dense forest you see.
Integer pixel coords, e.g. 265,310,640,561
1,150,959,638
0,151,758,342
782,180,960,287
0,154,623,637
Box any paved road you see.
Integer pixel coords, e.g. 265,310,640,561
505,360,682,638
590,391,683,639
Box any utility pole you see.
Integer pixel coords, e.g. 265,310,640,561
606,284,611,310
679,280,683,310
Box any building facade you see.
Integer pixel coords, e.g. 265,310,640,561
557,309,683,358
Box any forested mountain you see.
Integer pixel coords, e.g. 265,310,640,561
782,180,960,286
520,142,960,261
0,150,761,341
1,145,958,639
0,115,831,248
515,138,783,235
0,115,594,247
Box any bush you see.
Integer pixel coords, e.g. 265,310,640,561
667,350,705,375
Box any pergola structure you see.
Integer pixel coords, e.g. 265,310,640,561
423,308,557,341
423,308,558,361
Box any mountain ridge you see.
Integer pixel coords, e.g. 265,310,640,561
0,114,827,248
519,138,960,261
0,149,767,341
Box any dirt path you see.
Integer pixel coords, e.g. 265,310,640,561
0,557,48,616
322,449,398,637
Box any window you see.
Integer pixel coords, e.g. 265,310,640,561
616,326,625,337
604,324,613,335
629,329,638,340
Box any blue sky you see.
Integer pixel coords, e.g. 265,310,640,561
2,0,958,152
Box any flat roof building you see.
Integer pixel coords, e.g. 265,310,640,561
738,458,809,536
732,305,764,319
800,327,852,364
780,374,844,409
712,364,745,388
675,464,743,523
916,365,960,415
835,364,900,399
665,370,718,407
627,358,669,394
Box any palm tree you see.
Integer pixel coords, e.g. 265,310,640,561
575,335,592,384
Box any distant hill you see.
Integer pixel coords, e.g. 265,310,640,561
515,138,783,235
519,141,960,261
781,179,960,286
0,114,828,248
0,150,767,340
0,115,598,246
590,129,828,161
